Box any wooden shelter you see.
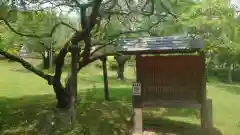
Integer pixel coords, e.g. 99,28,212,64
116,36,213,135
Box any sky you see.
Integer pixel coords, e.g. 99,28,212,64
231,0,240,9
38,0,240,17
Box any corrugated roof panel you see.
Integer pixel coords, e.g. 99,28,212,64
116,36,203,52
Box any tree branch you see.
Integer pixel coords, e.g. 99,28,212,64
0,49,53,84
2,19,78,38
70,0,103,43
53,45,69,86
90,40,116,56
90,45,109,57
39,42,48,50
79,7,91,62
141,0,155,16
78,52,117,71
160,0,177,19
70,0,103,64
106,15,167,40
101,0,154,17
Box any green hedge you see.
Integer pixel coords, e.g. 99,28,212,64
207,68,240,82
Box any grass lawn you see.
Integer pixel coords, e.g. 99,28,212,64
0,60,240,135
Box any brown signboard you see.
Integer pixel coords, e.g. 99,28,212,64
136,55,204,105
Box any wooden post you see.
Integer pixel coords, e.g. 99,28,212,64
102,57,109,101
200,51,208,133
201,98,213,134
206,98,213,133
132,55,143,135
133,108,143,135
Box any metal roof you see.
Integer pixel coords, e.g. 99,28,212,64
116,36,204,53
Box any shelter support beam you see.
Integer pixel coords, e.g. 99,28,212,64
133,108,143,135
132,54,143,135
101,57,109,101
201,98,213,134
199,51,213,134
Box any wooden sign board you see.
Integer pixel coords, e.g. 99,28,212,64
136,55,204,104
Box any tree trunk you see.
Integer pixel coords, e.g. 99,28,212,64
37,46,78,134
51,47,77,110
42,51,50,69
115,55,130,81
117,64,125,81
232,64,236,72
52,75,77,110
42,55,50,69
53,85,70,109
227,63,233,84
42,50,56,69
39,82,77,134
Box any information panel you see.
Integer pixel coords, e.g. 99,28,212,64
136,55,204,103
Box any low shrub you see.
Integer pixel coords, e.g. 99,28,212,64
207,68,240,82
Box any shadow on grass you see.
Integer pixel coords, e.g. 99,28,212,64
143,117,222,135
93,87,199,118
0,87,222,135
0,94,56,135
0,93,132,135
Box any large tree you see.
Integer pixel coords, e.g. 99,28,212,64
0,0,238,110
0,0,179,110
